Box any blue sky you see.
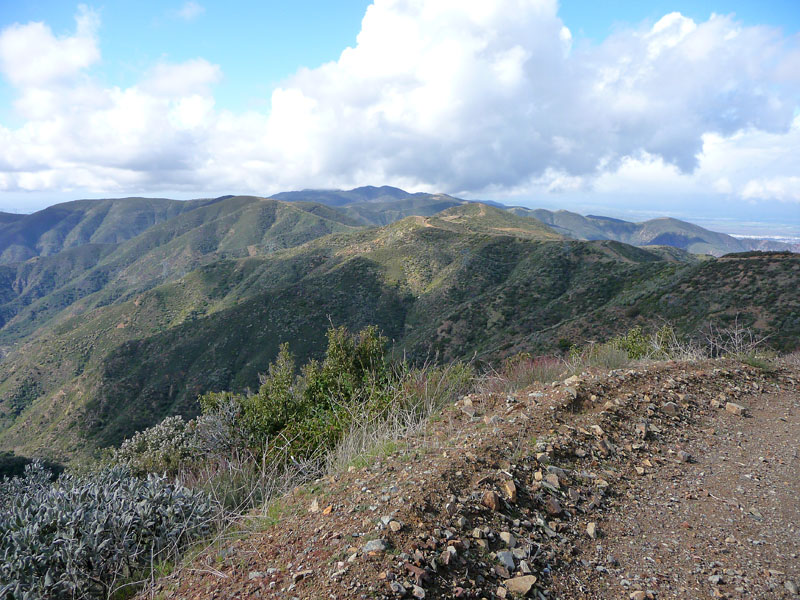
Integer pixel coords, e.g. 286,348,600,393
0,1,798,235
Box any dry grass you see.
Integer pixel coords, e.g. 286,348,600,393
325,362,472,474
477,354,565,396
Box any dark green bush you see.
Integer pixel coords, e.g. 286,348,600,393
199,325,392,459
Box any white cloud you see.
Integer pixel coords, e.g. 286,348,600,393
177,1,205,21
742,176,800,202
141,59,221,97
0,4,98,88
0,1,798,206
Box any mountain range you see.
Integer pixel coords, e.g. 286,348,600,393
0,187,797,462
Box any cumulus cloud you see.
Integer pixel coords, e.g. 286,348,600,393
0,0,798,203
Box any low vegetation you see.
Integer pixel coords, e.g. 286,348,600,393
0,320,783,598
0,463,213,600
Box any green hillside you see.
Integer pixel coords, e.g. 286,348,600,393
0,195,797,463
272,185,467,225
0,197,221,264
0,197,358,343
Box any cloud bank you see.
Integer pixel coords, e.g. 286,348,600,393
0,0,798,204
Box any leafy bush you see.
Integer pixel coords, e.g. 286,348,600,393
112,415,201,477
198,325,393,459
609,325,652,360
0,462,214,600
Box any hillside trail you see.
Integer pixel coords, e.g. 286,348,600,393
148,358,799,600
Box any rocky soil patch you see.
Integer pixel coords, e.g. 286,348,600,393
146,359,799,600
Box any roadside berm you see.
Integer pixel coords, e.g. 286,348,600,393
150,358,800,600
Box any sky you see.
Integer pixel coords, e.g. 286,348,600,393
0,0,798,235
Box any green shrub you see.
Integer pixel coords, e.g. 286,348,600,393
0,462,214,600
609,325,652,359
112,415,201,477
198,325,392,460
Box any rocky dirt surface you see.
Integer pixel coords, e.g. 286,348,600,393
146,358,799,600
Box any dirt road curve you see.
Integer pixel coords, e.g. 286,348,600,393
555,386,799,599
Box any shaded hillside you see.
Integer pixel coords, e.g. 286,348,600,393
0,197,358,342
0,197,221,264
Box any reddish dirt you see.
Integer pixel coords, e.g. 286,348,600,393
142,359,799,600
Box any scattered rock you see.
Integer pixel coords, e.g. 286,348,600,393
505,575,538,595
482,490,502,511
501,479,517,503
630,592,647,600
726,402,746,416
661,402,679,417
389,580,406,595
499,531,516,547
496,550,516,571
363,539,388,553
786,581,799,595
545,497,562,516
586,522,598,539
678,450,692,463
411,584,426,598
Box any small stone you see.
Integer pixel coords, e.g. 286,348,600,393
309,499,320,513
389,581,406,595
586,522,598,539
411,584,426,599
725,402,746,416
496,550,516,571
630,592,647,600
678,450,692,463
709,575,723,585
635,422,648,438
461,398,476,417
248,571,265,580
661,402,679,417
545,497,562,516
482,490,502,511
785,581,798,595
389,520,403,532
505,575,537,595
544,473,561,489
635,466,645,475
292,569,312,583
363,539,388,553
501,480,518,503
499,531,516,548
